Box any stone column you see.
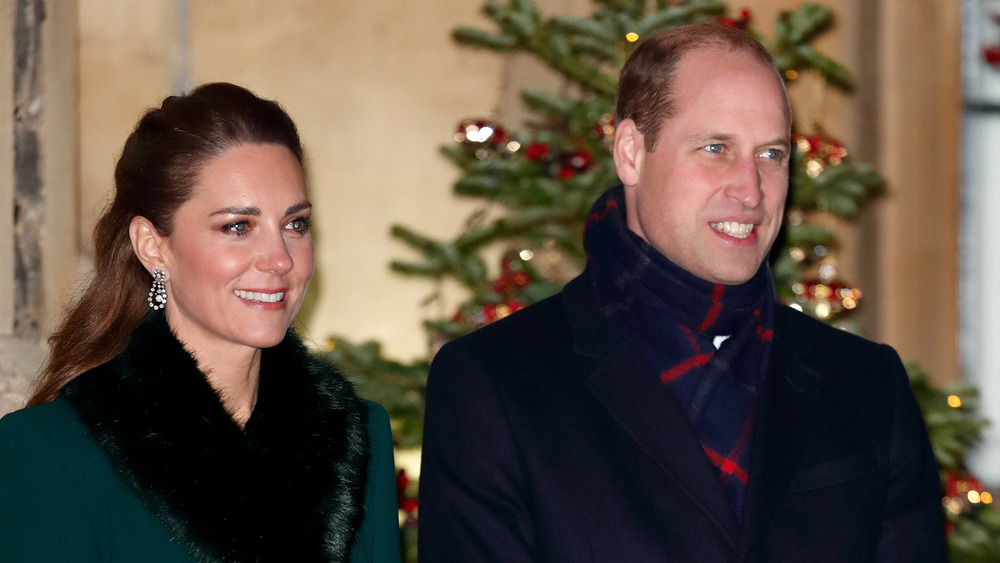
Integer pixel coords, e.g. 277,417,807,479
0,0,79,415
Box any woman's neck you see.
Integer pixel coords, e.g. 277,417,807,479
181,339,262,428
207,351,261,428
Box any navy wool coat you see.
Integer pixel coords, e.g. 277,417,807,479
418,271,946,562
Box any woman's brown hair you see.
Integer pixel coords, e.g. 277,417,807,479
27,83,304,406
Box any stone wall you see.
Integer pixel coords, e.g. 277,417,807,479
0,0,79,416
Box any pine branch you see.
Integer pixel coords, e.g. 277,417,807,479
768,4,852,88
550,14,617,43
779,3,834,45
520,88,578,118
635,0,726,37
451,27,519,50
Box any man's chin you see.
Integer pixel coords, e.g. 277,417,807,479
701,261,765,286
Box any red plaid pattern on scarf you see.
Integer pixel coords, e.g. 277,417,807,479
584,186,775,522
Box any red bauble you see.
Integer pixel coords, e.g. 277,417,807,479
493,255,533,294
565,150,592,170
482,302,525,323
556,167,576,180
492,126,508,144
456,118,506,145
806,135,823,153
492,271,531,294
594,115,615,139
396,469,411,506
983,45,1000,66
525,142,550,161
719,9,751,30
557,150,593,179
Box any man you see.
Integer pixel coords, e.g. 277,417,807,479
419,23,945,562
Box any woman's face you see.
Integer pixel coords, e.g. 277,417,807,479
159,143,314,358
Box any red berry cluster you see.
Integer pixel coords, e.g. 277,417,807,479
943,470,994,535
492,255,532,295
455,119,509,146
524,141,593,179
396,469,418,524
719,8,752,30
793,132,847,170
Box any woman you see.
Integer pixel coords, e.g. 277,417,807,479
0,83,400,562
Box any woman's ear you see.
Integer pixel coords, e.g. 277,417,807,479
129,216,167,274
612,118,645,187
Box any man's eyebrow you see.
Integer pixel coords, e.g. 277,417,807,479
690,132,735,143
762,136,792,147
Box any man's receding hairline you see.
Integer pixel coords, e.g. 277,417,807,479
642,43,790,151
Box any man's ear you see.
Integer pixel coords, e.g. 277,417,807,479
129,216,167,274
613,118,645,187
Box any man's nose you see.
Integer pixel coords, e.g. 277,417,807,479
725,157,763,208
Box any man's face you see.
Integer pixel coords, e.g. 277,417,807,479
617,46,791,285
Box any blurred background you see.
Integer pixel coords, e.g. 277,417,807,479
1,0,997,493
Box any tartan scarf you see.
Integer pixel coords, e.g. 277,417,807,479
583,185,775,522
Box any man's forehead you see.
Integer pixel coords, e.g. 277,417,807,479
674,45,778,87
671,45,791,121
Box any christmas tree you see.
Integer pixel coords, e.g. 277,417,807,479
321,1,999,559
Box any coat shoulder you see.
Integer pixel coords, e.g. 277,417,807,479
0,400,188,561
775,304,896,360
435,289,575,369
0,400,106,477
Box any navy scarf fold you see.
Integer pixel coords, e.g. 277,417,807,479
583,185,775,522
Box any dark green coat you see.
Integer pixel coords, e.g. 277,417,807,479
0,313,400,561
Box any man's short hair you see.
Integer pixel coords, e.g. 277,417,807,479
615,23,783,151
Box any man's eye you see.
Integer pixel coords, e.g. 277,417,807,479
759,148,784,160
703,144,724,154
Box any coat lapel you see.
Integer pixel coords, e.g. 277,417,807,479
564,274,739,546
737,307,825,558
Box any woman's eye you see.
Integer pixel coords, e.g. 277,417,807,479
285,217,311,233
222,221,250,235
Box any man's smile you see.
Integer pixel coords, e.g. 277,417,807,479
710,221,754,239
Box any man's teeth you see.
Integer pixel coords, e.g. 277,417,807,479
234,290,284,303
710,222,754,239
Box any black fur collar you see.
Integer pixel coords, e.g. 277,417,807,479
62,311,369,562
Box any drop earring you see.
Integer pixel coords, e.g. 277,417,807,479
148,269,167,310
